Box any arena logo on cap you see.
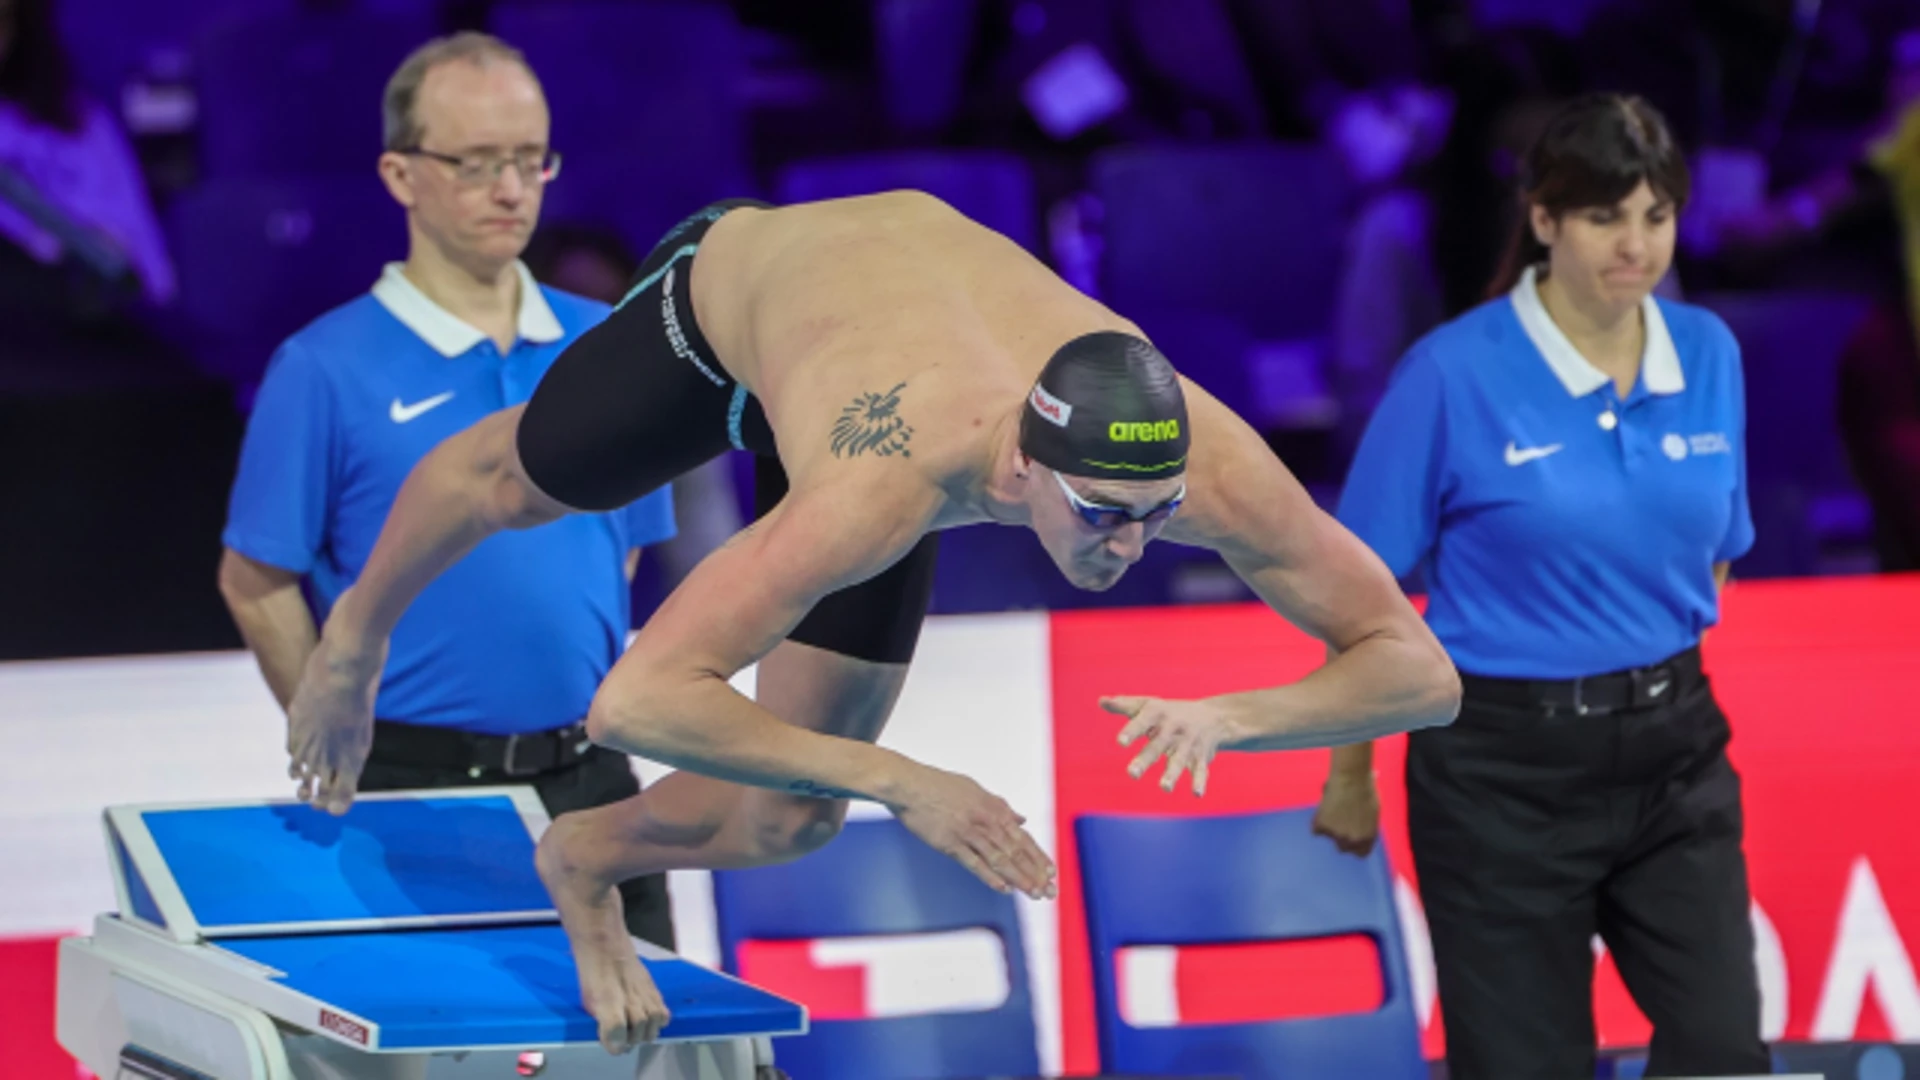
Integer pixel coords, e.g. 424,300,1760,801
1109,420,1181,443
1030,385,1073,427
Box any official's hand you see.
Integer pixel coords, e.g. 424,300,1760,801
286,631,384,816
1103,695,1236,796
893,764,1057,900
1311,768,1381,857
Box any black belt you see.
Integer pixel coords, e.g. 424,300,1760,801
371,719,595,778
1459,646,1702,717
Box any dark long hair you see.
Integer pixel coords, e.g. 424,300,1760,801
0,0,80,133
1486,93,1689,299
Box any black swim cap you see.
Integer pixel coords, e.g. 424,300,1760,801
1019,331,1189,481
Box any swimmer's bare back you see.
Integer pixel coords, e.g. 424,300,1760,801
687,193,1137,503
679,195,1346,598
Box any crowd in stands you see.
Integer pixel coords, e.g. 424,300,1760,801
7,0,1920,611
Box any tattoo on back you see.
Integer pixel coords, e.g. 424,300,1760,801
788,779,862,800
830,382,914,459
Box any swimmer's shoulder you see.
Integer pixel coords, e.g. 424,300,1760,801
790,188,958,219
747,190,976,245
914,372,1019,472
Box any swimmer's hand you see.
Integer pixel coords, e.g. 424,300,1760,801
286,630,384,816
1311,769,1381,857
1104,695,1236,797
893,764,1057,900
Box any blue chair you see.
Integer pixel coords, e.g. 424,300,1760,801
1076,807,1426,1080
537,152,761,267
872,0,980,137
775,151,1040,252
711,817,1041,1080
194,10,437,178
59,0,292,106
1695,290,1875,577
489,1,749,205
1091,142,1351,343
166,173,403,384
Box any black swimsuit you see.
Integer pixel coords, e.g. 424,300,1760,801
516,200,938,664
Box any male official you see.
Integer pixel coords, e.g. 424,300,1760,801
218,32,679,948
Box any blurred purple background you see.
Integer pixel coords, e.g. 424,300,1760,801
5,0,1920,659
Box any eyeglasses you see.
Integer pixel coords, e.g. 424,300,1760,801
400,147,562,187
1053,469,1184,530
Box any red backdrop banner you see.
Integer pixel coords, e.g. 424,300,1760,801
1049,576,1920,1070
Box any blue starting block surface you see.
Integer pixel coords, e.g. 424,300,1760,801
94,788,807,1053
106,790,556,938
220,924,803,1049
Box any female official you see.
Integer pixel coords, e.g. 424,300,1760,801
1310,93,1769,1079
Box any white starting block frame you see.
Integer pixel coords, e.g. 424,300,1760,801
55,789,806,1079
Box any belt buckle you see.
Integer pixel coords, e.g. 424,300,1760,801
501,732,540,778
1568,676,1618,717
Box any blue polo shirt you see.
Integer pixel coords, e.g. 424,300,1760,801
1337,266,1753,680
223,263,677,734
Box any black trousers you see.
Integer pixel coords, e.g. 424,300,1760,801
359,742,676,952
1406,677,1769,1079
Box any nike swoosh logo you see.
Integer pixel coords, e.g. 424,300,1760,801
390,392,455,423
1505,441,1564,466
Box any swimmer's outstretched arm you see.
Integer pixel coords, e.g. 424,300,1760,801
1124,385,1461,791
591,472,1056,900
287,405,569,813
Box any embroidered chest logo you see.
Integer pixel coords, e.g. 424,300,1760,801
1687,432,1732,455
1504,441,1562,466
830,382,915,458
390,392,454,423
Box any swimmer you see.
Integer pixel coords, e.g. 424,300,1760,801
286,194,1462,1052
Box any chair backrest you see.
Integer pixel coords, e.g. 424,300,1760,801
1075,807,1426,1080
1694,290,1873,576
537,152,760,263
194,10,436,179
711,817,1041,1080
1121,307,1258,423
59,0,293,106
166,173,402,383
872,0,979,136
488,1,748,204
1092,142,1350,341
775,151,1040,252
1694,290,1869,493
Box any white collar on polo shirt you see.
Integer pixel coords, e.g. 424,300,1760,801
1508,264,1684,397
371,260,564,358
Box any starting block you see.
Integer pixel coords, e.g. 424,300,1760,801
55,788,805,1078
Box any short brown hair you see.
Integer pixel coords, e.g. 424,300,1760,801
1487,93,1691,298
382,31,537,152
